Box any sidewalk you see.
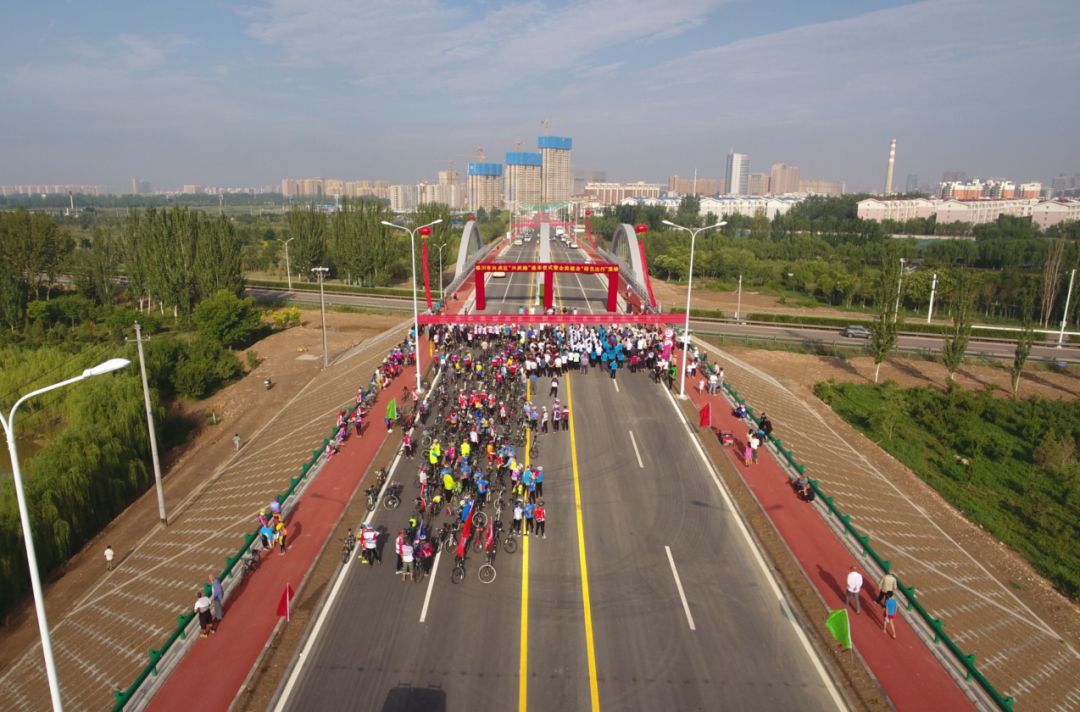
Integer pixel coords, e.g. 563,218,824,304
683,372,972,710
146,359,415,711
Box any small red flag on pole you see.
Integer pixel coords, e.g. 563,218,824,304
699,402,711,428
276,583,295,622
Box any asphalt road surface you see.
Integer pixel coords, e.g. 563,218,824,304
273,236,842,712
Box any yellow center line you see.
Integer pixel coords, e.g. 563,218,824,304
566,373,601,711
519,267,535,712
554,252,601,711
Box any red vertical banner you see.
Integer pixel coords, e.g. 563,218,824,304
699,402,711,428
606,272,618,312
543,271,554,311
585,210,596,250
276,583,295,621
635,224,658,309
420,239,433,310
475,270,486,310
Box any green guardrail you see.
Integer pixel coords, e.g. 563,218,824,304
720,382,1014,712
112,386,382,710
247,278,415,299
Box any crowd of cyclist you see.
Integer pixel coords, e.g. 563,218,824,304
350,319,690,583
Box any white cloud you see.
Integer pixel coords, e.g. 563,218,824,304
246,0,730,91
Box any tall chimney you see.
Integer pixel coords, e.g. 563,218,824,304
884,139,896,195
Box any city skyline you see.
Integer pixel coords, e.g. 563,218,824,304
1,0,1077,192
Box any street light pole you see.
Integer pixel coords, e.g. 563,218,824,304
311,267,329,368
1058,267,1076,348
437,243,448,298
736,274,743,321
133,322,167,524
662,219,726,399
927,273,938,324
1,357,130,712
894,257,906,323
381,219,443,394
278,238,295,290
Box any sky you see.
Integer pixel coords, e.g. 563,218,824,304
1,0,1078,193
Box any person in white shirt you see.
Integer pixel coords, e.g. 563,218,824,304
845,566,864,614
400,541,415,582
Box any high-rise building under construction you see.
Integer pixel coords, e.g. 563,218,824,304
505,152,543,210
467,162,503,212
539,135,572,205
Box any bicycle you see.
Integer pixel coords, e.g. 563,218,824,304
478,548,497,584
450,555,466,585
503,527,518,554
365,485,380,512
242,548,261,574
383,482,403,510
341,536,355,564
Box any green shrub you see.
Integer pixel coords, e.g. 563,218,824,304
192,289,264,349
816,380,1080,599
172,337,242,399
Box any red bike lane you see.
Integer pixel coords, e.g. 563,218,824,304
147,357,418,712
683,374,973,711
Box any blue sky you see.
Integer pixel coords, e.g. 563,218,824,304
1,0,1077,192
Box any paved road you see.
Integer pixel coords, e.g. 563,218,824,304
276,234,841,711
246,285,1080,363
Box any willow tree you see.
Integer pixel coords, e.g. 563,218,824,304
286,206,328,279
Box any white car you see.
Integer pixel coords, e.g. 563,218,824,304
568,241,578,249
513,239,523,246
490,271,507,278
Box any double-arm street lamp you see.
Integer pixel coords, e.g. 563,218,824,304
278,238,295,290
1,357,131,712
662,219,726,398
381,218,443,394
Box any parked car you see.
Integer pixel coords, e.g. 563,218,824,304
513,239,523,246
840,325,871,338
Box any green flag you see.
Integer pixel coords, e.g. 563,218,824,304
386,399,397,422
826,609,852,650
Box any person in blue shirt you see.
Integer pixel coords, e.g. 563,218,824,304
460,495,474,523
883,595,898,639
475,475,489,506
523,501,536,536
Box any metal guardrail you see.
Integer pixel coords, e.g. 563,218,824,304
718,378,1015,711
111,388,378,710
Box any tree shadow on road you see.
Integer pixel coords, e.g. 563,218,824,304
381,685,447,712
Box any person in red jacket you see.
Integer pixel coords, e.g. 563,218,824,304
533,501,546,539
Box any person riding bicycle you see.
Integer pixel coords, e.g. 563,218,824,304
359,524,379,565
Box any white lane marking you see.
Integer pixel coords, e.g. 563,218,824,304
273,370,443,711
613,379,620,393
628,430,644,469
660,384,848,712
574,273,596,313
419,550,443,622
665,546,696,631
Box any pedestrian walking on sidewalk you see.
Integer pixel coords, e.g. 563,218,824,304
742,439,753,467
749,432,761,465
104,545,114,571
209,575,225,628
194,590,214,637
876,571,898,606
845,566,863,614
882,596,898,638
232,433,242,450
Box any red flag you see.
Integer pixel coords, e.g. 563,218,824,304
276,583,295,621
484,522,494,551
699,402,711,428
421,240,433,310
454,508,474,559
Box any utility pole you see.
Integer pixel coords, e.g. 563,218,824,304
735,274,743,321
278,238,295,290
132,323,167,524
894,257,906,323
1058,268,1076,348
312,267,330,367
927,273,938,323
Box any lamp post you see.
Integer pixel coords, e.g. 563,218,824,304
1,357,131,712
927,273,938,323
437,242,449,298
662,219,726,398
278,238,295,290
894,257,906,323
311,267,329,368
1058,267,1076,348
381,218,443,394
735,274,743,322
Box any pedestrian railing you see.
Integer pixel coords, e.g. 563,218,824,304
111,387,379,710
717,378,1015,712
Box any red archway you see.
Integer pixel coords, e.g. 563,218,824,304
473,261,619,312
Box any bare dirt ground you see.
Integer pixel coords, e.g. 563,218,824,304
721,346,1080,657
0,308,405,672
650,276,876,320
